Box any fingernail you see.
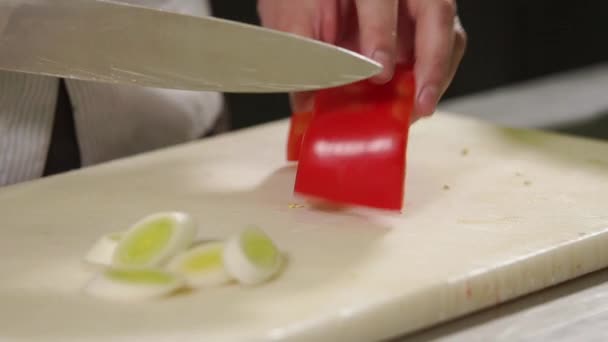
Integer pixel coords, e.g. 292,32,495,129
417,86,439,117
371,50,394,84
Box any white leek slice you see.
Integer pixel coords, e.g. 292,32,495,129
224,227,282,285
167,242,233,288
84,268,183,300
84,232,123,266
112,212,197,269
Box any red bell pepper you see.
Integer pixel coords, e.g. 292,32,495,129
293,64,415,211
286,111,313,162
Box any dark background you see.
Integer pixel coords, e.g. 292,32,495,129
209,0,608,130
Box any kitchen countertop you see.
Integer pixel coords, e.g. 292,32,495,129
439,62,608,132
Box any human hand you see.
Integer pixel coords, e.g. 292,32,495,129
257,0,466,120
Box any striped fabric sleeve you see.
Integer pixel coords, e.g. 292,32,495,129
0,71,58,186
0,1,222,186
66,79,223,167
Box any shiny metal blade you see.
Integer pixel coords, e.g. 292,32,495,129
0,0,381,93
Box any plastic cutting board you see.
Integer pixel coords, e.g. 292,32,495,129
0,113,607,341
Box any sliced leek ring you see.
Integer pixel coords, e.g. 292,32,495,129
112,212,197,269
167,241,233,288
84,232,123,266
84,268,184,300
224,227,282,285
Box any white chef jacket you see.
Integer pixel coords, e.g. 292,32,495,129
0,0,224,186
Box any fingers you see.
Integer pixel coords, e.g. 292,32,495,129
260,0,467,118
409,0,459,117
257,0,316,38
258,0,341,114
443,17,467,95
395,2,415,64
355,0,399,83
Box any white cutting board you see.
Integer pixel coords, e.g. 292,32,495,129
1,113,607,342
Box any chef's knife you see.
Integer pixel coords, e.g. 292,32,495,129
0,0,381,93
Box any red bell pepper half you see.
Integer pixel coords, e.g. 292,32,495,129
293,64,415,211
286,111,313,162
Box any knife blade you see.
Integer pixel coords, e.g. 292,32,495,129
0,0,381,93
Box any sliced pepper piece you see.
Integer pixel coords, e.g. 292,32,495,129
294,64,415,211
286,111,313,161
314,63,415,122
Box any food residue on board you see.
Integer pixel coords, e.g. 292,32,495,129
465,284,472,299
288,203,305,209
524,180,532,186
587,158,608,166
443,185,451,191
82,212,285,301
461,148,469,156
